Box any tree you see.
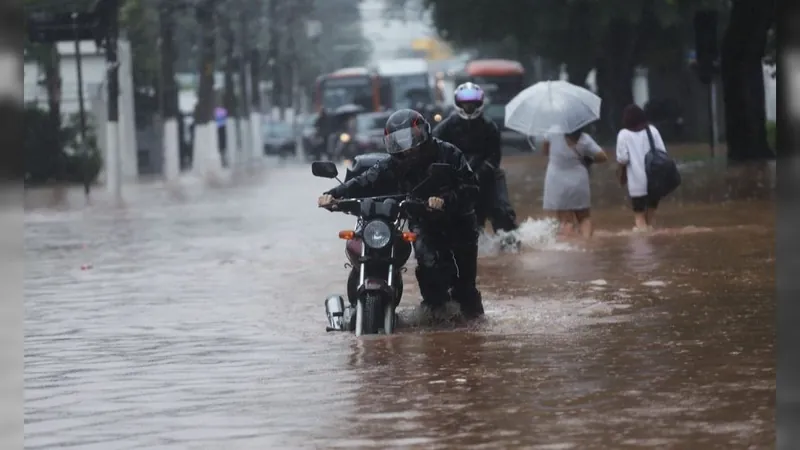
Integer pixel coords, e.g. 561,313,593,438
720,0,775,161
120,0,159,91
411,0,717,138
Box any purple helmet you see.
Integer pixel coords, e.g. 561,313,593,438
453,82,485,120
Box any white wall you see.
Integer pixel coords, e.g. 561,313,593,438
24,41,107,116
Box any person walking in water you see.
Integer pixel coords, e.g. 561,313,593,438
540,127,608,238
615,104,668,231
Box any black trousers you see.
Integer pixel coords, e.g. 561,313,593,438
412,216,484,316
475,168,518,233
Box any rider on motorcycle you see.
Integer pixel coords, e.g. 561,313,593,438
433,82,519,236
317,109,485,319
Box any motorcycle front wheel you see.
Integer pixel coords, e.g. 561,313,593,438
356,293,384,336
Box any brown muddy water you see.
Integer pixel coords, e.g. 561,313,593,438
24,155,775,449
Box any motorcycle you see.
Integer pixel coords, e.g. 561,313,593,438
312,155,452,336
332,132,357,160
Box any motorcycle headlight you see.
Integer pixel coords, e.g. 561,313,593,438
339,133,351,143
362,220,392,249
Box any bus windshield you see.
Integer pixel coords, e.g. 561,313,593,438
388,73,432,109
321,76,373,111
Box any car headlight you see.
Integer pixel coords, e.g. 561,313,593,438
339,133,351,143
362,220,392,249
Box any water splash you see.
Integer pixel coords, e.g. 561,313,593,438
399,301,465,328
478,217,577,256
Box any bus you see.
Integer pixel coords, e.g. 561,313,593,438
453,59,526,129
374,58,434,110
313,67,390,113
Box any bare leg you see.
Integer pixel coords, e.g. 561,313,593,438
575,209,593,238
645,208,657,229
633,212,649,231
557,211,576,236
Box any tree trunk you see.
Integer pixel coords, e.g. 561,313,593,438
720,0,775,162
221,10,239,166
250,49,262,116
42,44,62,158
562,2,596,89
192,0,220,174
267,0,282,117
159,2,181,178
237,7,253,158
595,24,636,141
565,60,592,89
595,3,658,142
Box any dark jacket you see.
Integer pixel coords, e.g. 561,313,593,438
325,138,478,221
432,113,502,174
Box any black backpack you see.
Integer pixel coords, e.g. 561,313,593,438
644,126,681,198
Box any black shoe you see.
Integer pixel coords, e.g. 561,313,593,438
460,302,485,320
454,290,485,320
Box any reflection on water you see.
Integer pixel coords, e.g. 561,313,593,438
24,157,774,449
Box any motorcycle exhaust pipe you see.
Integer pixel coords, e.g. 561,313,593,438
325,295,347,332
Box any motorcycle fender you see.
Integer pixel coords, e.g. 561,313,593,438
357,278,393,299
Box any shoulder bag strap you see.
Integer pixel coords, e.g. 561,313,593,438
644,125,657,152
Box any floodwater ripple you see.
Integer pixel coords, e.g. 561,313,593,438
25,158,774,449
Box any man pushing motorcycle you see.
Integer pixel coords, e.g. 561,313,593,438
317,109,485,319
433,82,520,249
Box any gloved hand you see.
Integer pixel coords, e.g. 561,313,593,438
318,194,335,207
427,196,445,210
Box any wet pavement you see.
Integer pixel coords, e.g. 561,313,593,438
24,155,775,449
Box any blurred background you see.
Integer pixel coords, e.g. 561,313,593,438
21,0,776,187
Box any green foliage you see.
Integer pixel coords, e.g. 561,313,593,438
120,0,160,89
24,104,102,185
24,104,64,183
420,0,721,67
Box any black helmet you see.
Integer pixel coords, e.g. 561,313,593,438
383,109,431,156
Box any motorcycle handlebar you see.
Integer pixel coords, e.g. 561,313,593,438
320,196,437,216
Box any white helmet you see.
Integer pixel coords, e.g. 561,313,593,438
453,82,485,120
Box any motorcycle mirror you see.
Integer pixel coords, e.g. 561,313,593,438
311,161,339,179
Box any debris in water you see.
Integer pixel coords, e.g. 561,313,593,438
642,280,667,287
589,279,608,286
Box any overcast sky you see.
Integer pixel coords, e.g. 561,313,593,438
359,0,434,61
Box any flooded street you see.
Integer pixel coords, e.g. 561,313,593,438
24,155,775,449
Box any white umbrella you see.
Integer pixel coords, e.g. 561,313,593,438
504,80,602,136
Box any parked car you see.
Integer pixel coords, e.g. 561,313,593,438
263,121,296,157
